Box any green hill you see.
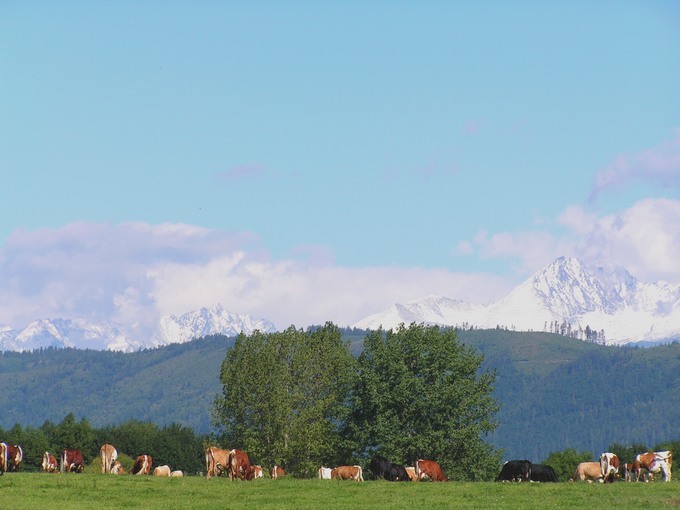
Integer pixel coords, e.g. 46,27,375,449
1,328,678,462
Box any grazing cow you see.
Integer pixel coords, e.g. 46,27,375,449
153,465,172,477
205,446,231,480
42,451,59,473
111,461,126,475
573,461,605,482
7,445,23,472
131,454,153,475
496,460,532,482
100,444,118,474
600,452,619,483
228,449,250,481
370,454,392,480
405,466,417,481
0,443,7,475
61,448,84,473
245,465,264,480
270,465,286,479
635,451,672,482
331,465,364,481
530,464,558,482
387,463,412,482
318,466,332,479
170,470,183,477
416,459,448,482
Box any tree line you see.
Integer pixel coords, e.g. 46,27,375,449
212,322,502,480
0,412,206,474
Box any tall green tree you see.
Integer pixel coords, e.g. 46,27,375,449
347,323,501,481
212,323,356,477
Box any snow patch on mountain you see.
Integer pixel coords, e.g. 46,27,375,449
354,257,680,346
0,305,276,353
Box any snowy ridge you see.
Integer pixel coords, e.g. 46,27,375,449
0,305,276,353
354,257,680,346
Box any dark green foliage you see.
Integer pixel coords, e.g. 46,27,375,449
348,324,502,481
212,323,356,477
542,448,594,481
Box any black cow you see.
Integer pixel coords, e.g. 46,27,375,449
387,464,411,482
530,464,558,482
496,460,532,482
370,454,392,480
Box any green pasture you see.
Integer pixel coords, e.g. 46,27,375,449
0,474,678,509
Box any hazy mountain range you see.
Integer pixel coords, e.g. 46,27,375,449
1,257,678,352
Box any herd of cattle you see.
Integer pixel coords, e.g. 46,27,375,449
0,442,673,484
496,451,673,483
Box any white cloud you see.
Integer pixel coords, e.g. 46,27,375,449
466,198,680,285
0,222,512,337
589,129,680,201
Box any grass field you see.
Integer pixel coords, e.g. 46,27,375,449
1,474,678,509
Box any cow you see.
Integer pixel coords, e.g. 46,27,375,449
405,466,417,481
245,465,264,480
573,461,605,482
600,452,619,483
7,444,23,472
111,461,126,475
153,465,171,477
130,454,153,475
635,451,672,482
205,446,231,480
318,466,332,479
496,459,532,482
42,451,59,473
170,470,184,477
331,465,364,481
270,465,286,479
387,463,412,482
415,459,448,482
61,448,84,473
370,454,392,480
100,444,118,474
0,443,7,475
228,449,250,481
530,464,558,482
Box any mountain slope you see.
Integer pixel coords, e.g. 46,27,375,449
2,329,679,462
354,257,680,345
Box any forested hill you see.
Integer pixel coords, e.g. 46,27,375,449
1,329,678,462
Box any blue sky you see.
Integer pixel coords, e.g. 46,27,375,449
1,2,679,333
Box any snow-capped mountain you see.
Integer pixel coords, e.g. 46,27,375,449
149,304,276,348
0,305,276,353
354,257,680,346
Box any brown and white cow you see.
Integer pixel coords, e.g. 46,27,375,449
635,451,672,482
170,470,184,477
7,444,23,472
0,443,7,474
111,460,126,475
61,448,84,473
331,465,364,481
573,461,605,482
153,465,171,477
245,465,264,480
599,452,619,483
228,449,250,481
100,444,118,474
415,459,448,482
42,451,59,473
130,454,153,475
205,446,231,480
270,465,286,479
318,466,332,479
